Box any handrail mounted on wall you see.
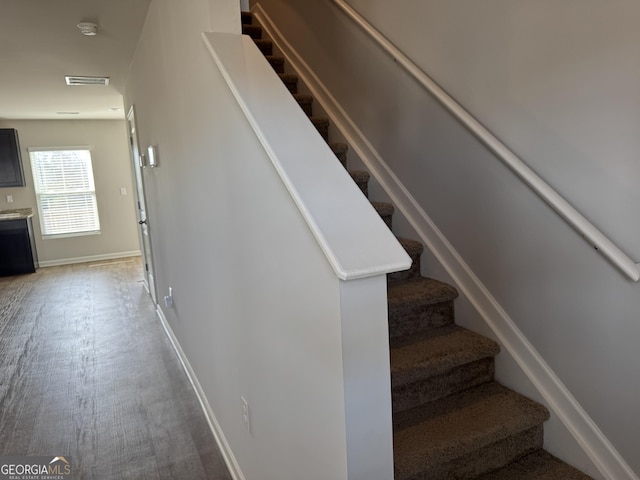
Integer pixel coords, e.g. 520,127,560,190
328,0,640,282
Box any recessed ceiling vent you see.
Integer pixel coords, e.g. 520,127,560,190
65,76,110,86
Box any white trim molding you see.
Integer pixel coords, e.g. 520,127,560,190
38,250,141,267
156,306,246,480
251,4,639,480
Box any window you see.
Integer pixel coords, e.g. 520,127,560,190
29,148,101,237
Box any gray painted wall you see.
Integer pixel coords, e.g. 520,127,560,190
0,119,140,264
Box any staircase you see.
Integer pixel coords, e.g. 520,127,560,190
241,12,594,480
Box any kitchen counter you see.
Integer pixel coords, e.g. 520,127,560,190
0,208,34,221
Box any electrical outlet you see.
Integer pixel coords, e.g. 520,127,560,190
241,396,250,434
6,195,13,203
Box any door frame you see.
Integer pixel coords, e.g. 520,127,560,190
127,105,158,304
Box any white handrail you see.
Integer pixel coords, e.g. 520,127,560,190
203,32,411,281
328,0,640,282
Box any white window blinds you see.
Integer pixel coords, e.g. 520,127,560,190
29,148,101,237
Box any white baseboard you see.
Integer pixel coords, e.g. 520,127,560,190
155,306,245,480
38,250,142,267
252,4,638,480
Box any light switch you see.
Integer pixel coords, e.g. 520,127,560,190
147,145,158,167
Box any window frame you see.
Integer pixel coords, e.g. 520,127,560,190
28,146,101,239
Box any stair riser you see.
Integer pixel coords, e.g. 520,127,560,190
331,144,348,168
312,120,329,142
254,40,273,56
379,213,392,230
388,300,455,340
399,425,544,480
392,359,495,414
297,100,313,116
267,56,285,74
388,254,421,283
280,76,298,94
242,25,262,39
355,180,368,198
348,171,370,198
475,451,594,480
241,12,253,25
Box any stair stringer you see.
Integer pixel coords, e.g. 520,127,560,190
250,4,638,480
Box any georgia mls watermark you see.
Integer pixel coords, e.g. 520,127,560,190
0,456,72,480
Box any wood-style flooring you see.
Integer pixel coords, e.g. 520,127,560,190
0,258,232,480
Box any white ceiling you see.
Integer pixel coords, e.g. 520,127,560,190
0,0,151,120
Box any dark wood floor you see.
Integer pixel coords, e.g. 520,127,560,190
0,258,233,480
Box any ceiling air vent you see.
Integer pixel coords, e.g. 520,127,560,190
65,76,110,86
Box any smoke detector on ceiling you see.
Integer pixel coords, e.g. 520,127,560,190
77,22,100,36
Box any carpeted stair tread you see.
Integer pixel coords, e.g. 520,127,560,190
392,357,496,414
330,142,348,154
390,325,500,413
391,325,500,386
389,237,424,282
388,276,458,305
398,425,544,480
278,74,298,94
253,39,273,55
372,201,394,217
293,93,313,116
349,170,370,183
475,450,594,480
310,116,330,141
292,93,313,102
242,24,262,40
388,277,459,339
394,383,550,480
330,142,349,167
372,201,394,229
397,237,424,257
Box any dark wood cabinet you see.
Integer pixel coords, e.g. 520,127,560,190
0,217,38,276
0,128,26,187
